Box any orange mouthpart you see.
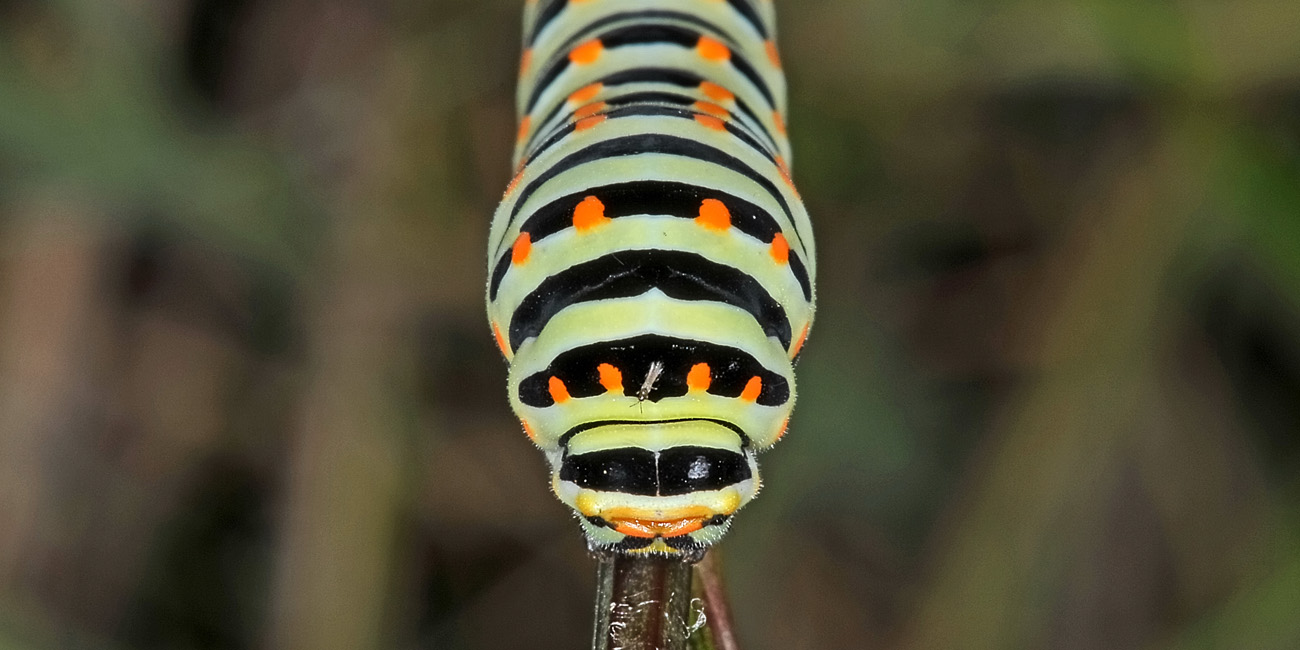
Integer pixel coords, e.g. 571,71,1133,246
611,517,706,539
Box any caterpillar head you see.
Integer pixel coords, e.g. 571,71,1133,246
549,420,760,560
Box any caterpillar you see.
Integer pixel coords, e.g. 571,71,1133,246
486,0,814,558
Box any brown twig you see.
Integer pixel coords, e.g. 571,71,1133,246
593,552,696,650
693,552,741,650
590,550,744,650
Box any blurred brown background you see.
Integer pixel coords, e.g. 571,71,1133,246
1,1,1298,649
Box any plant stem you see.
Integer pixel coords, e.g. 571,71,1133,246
592,552,696,650
692,553,741,650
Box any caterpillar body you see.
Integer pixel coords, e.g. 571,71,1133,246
487,0,814,558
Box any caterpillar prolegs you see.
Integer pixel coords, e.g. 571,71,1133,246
486,0,814,558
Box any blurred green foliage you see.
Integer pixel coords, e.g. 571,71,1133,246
0,1,1297,649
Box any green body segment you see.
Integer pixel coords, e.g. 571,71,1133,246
486,0,814,557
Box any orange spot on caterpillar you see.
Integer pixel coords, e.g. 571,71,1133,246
573,101,607,120
694,113,726,131
573,195,608,231
516,115,531,144
569,39,603,65
770,233,790,264
695,198,731,230
611,517,705,538
686,363,712,392
696,35,730,61
548,376,571,403
519,49,533,77
521,419,537,440
504,165,525,196
699,81,734,102
597,363,623,393
609,521,655,538
569,82,603,104
773,155,800,196
740,376,762,401
790,323,810,358
693,101,729,118
772,110,786,136
511,232,532,264
492,323,511,358
775,416,790,441
574,114,606,131
764,40,781,68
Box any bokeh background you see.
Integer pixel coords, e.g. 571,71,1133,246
1,0,1298,648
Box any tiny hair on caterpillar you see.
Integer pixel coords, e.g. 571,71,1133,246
486,0,814,560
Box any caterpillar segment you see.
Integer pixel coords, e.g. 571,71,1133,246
488,0,814,558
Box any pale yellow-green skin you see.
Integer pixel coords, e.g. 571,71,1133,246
488,0,814,554
515,0,789,166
